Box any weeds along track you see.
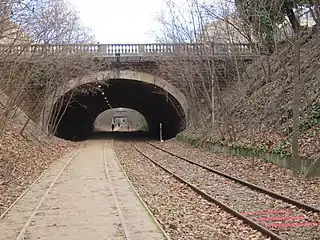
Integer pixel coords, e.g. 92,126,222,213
130,141,320,240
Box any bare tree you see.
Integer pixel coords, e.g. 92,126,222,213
0,0,97,137
155,0,255,142
155,0,319,174
314,0,320,27
291,21,301,174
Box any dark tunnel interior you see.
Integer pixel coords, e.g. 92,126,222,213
49,79,187,141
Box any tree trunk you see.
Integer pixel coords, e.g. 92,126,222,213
315,0,320,27
210,59,216,130
285,5,300,33
291,28,301,175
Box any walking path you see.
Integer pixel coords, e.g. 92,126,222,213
0,140,167,240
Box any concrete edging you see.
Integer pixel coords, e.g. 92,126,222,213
0,147,82,220
176,134,320,177
111,140,172,240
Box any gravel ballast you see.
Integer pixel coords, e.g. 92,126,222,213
136,142,320,240
114,140,268,240
155,139,320,209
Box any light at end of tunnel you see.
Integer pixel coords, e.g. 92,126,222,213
98,85,101,88
102,92,104,95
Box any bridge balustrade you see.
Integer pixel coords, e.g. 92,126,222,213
0,43,254,58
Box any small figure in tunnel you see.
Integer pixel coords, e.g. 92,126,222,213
118,123,120,127
111,123,115,132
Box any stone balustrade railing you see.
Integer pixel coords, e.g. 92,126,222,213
0,43,255,58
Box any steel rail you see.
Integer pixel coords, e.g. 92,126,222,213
0,148,82,221
146,141,320,213
16,148,82,240
130,142,284,240
103,142,131,240
112,140,172,240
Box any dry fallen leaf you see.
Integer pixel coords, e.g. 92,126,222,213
0,116,79,215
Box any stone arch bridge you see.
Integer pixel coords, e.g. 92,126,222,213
1,43,256,140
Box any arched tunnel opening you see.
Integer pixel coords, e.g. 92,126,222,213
49,78,187,141
94,108,148,132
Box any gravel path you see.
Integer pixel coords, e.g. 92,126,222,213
154,139,320,208
0,123,78,216
0,140,166,240
114,140,268,240
139,141,320,240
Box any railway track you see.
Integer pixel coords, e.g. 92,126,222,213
0,149,82,240
1,143,137,240
103,142,134,240
130,141,320,240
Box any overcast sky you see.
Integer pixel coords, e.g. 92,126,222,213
68,0,167,43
